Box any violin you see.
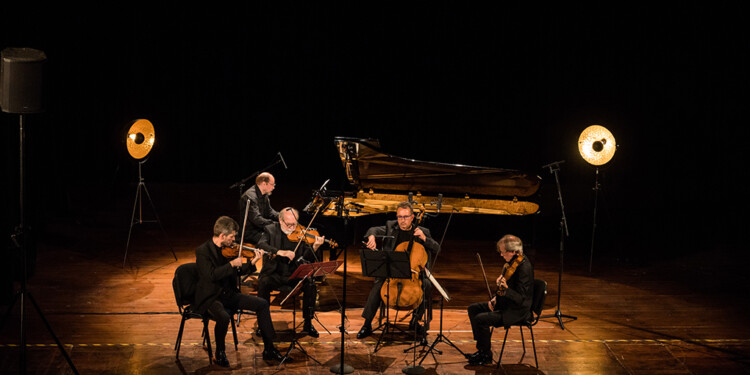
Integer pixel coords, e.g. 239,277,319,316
287,224,338,248
221,242,273,262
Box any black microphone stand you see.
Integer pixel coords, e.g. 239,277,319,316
539,160,577,330
228,152,287,196
330,193,354,374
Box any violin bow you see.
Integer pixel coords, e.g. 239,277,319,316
289,205,322,264
237,198,252,265
476,253,494,300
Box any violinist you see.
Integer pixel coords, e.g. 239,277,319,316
466,234,533,366
356,201,440,340
193,216,287,367
256,207,325,338
239,172,279,244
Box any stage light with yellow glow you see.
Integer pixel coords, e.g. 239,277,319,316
578,125,616,166
122,118,175,268
125,119,155,160
578,124,617,274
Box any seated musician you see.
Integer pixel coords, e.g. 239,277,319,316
466,234,534,365
256,207,325,338
194,216,286,366
356,201,440,339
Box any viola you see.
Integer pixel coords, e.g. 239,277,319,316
287,224,338,248
221,242,273,262
495,254,524,296
487,254,524,311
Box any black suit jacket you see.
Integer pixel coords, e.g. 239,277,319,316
257,222,319,279
495,255,534,326
240,185,279,242
194,239,255,314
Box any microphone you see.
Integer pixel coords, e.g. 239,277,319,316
278,152,288,169
542,160,565,169
317,179,330,194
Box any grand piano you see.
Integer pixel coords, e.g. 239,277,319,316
311,137,541,218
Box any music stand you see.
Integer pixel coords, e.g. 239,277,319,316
417,269,464,365
277,261,343,367
359,249,411,353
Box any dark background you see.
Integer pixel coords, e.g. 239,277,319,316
1,3,748,271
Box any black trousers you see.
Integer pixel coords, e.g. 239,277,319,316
258,273,317,323
361,276,432,329
467,301,504,352
207,293,275,352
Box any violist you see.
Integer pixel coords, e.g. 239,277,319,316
256,207,325,338
466,234,534,365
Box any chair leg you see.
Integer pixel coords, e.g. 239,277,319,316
231,316,239,351
497,328,510,368
203,319,213,364
519,326,526,357
175,316,187,358
529,325,538,368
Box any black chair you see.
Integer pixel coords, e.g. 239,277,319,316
172,262,238,364
496,279,547,368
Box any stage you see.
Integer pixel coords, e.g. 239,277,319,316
1,183,749,375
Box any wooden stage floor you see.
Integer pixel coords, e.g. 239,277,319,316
2,184,750,374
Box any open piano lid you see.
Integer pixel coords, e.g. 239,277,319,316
317,137,541,217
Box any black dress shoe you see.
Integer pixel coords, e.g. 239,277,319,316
467,350,493,365
303,324,319,338
356,324,373,339
214,350,230,367
263,348,292,363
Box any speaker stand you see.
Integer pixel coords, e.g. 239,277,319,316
0,114,79,374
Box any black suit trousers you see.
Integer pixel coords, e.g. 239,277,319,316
257,273,317,323
467,301,504,352
207,292,275,351
362,276,432,329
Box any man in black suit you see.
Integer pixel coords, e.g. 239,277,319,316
257,207,325,337
240,172,279,244
355,201,440,340
466,234,534,365
194,216,288,367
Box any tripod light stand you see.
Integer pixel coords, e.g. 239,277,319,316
122,119,176,267
578,125,617,273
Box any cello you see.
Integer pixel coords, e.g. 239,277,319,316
379,208,428,311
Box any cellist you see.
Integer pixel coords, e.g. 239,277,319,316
356,201,440,340
466,234,534,366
